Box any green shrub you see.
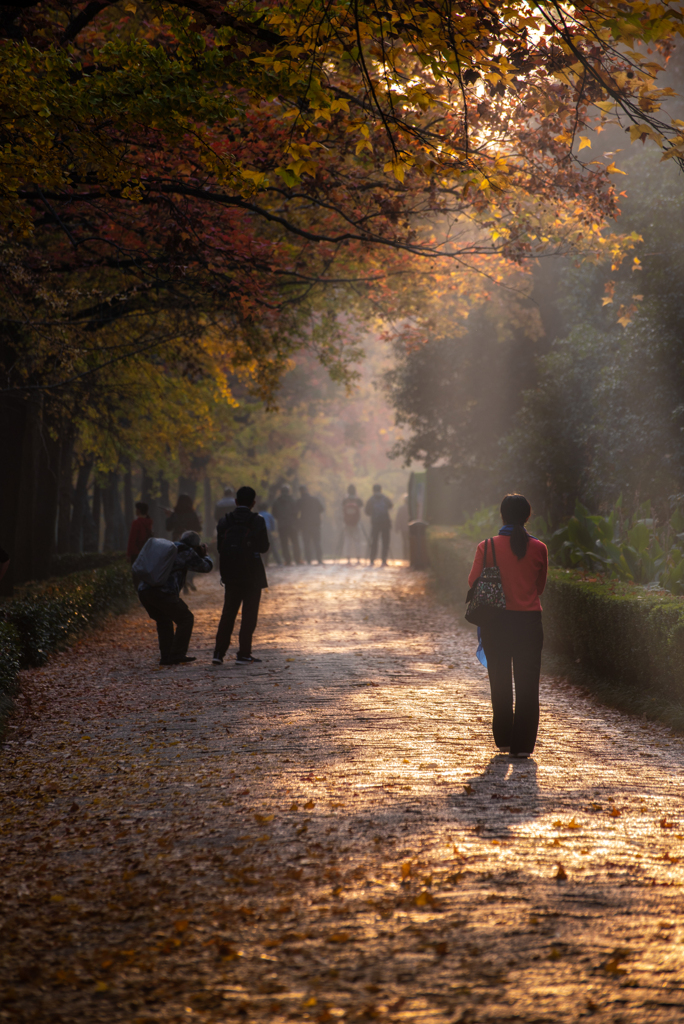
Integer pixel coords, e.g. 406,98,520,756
0,560,136,731
48,551,127,578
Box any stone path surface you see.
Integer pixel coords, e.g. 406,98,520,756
2,564,684,1024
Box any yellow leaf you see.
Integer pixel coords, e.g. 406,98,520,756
304,800,315,810
254,813,274,824
617,316,632,327
602,296,614,306
94,981,109,992
326,932,350,943
288,802,299,811
606,162,627,175
632,294,644,301
401,861,411,879
50,894,65,902
578,136,591,151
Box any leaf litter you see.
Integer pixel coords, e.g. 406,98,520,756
2,568,684,1022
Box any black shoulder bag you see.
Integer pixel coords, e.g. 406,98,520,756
465,538,507,625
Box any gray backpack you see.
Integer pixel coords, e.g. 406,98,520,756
132,537,177,587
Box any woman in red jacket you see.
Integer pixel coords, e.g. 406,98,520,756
468,493,548,758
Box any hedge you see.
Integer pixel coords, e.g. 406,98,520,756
48,551,127,578
0,559,137,735
427,526,684,726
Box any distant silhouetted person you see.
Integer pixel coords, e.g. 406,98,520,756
215,486,236,523
365,484,393,566
272,484,302,565
165,494,202,592
126,501,153,563
137,530,213,665
258,501,281,566
165,493,202,540
339,484,364,563
468,493,548,758
394,493,410,561
213,486,269,665
297,485,325,564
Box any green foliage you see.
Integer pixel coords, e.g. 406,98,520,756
1,560,136,669
459,505,502,541
49,552,128,578
545,500,684,594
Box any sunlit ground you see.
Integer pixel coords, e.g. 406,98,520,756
2,566,684,1022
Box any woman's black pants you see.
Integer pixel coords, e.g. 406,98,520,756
480,611,543,754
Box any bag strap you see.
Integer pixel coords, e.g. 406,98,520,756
483,537,488,568
489,536,498,567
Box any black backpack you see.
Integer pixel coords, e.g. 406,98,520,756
219,512,256,577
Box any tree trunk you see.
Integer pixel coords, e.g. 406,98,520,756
178,475,197,502
85,483,101,553
123,461,134,528
102,472,127,551
56,426,75,555
203,472,212,542
69,460,93,553
141,466,155,505
12,396,60,582
0,390,28,595
33,424,61,579
152,475,172,539
12,393,43,583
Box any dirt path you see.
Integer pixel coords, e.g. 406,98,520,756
2,565,684,1024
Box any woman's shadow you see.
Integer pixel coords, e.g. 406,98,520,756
448,754,541,837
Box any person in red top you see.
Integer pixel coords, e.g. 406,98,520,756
468,493,548,758
127,502,154,563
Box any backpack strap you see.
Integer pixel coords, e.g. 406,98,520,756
489,537,498,567
483,537,488,568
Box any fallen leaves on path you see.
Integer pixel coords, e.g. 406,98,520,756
2,566,684,1023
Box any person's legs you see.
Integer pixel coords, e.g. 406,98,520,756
369,521,380,564
291,529,302,564
214,584,243,658
510,612,543,754
270,534,282,565
237,586,262,658
280,527,292,564
167,596,194,661
380,521,390,563
313,524,323,563
139,590,175,662
302,529,313,563
481,615,515,750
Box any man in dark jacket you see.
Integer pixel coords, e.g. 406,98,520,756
272,483,302,565
138,530,213,665
212,486,269,665
365,484,394,566
297,485,325,564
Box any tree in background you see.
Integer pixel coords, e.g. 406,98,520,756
2,0,683,584
504,149,684,523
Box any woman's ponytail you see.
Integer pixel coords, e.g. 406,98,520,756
500,493,532,560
